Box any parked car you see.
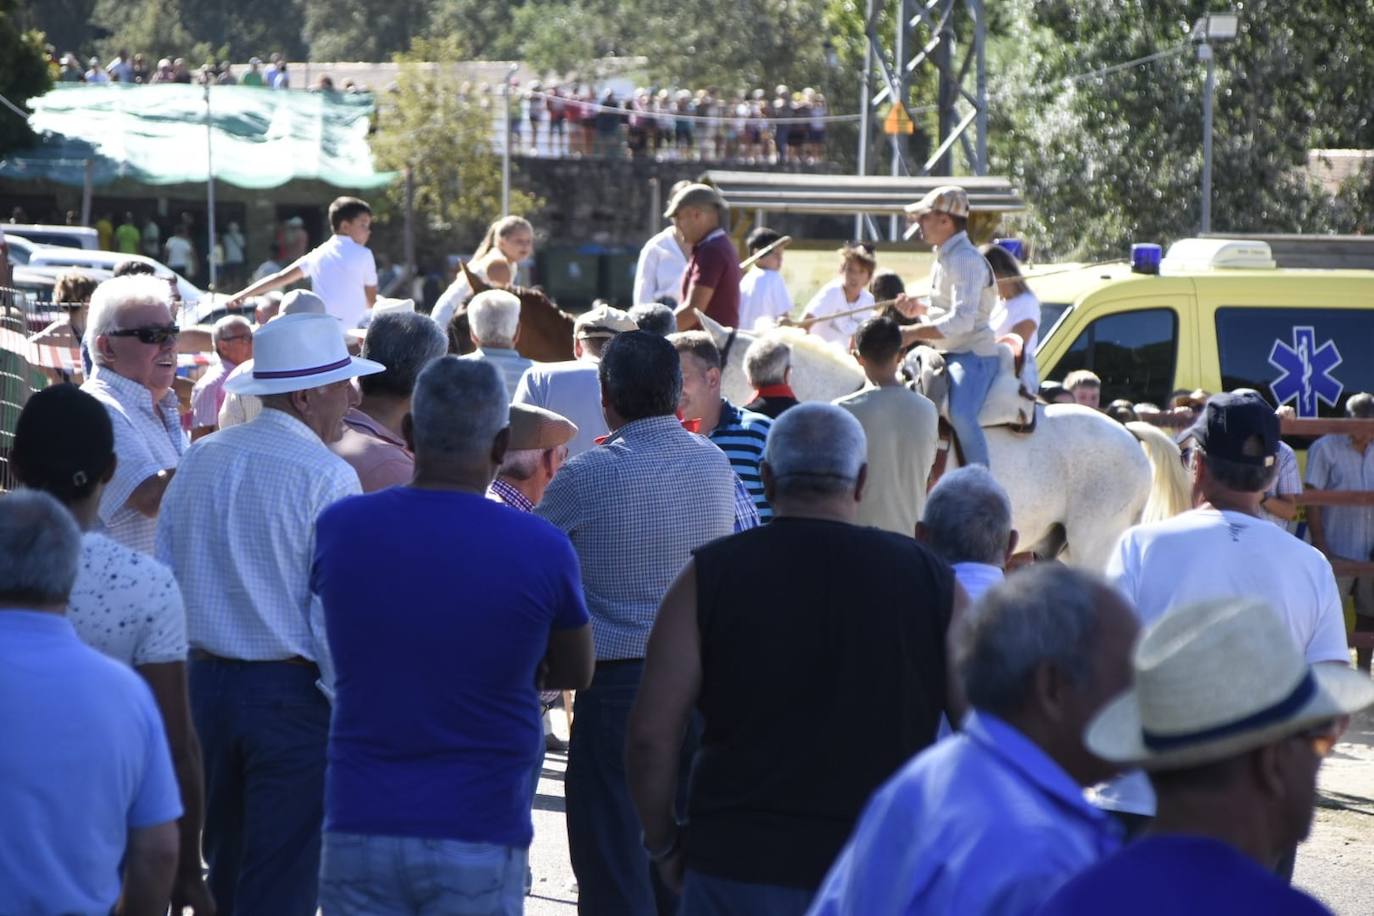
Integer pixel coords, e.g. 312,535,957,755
24,248,203,311
6,265,114,333
3,233,42,266
3,224,99,250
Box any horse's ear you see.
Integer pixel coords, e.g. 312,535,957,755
694,309,732,352
460,261,489,293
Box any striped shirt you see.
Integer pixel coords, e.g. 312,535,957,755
1261,441,1302,530
1305,434,1374,562
709,399,773,521
156,408,360,662
82,366,187,555
536,414,736,660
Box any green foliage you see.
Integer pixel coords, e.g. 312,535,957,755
990,0,1374,260
302,0,428,63
370,38,542,265
0,0,52,156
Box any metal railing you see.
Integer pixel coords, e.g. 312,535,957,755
0,286,55,491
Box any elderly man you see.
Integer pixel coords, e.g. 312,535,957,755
331,310,448,492
1099,391,1350,836
463,288,534,399
536,330,738,915
312,358,593,912
514,304,638,457
742,336,800,418
917,465,1018,602
156,313,384,915
1306,391,1374,670
628,404,965,914
0,491,182,915
667,183,740,331
835,316,938,536
672,330,774,520
894,186,1001,467
80,275,187,554
810,564,1138,915
1042,597,1374,915
190,314,253,440
488,403,578,511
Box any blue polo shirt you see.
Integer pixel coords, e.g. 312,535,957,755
0,611,182,914
313,487,589,848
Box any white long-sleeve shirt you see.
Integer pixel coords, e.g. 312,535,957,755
738,268,793,330
632,226,689,305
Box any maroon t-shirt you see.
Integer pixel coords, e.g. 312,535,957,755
682,229,741,329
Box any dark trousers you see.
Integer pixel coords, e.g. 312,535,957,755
190,658,329,916
566,661,697,916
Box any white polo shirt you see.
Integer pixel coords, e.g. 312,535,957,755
292,235,377,327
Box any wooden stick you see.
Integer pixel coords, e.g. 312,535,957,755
739,235,792,271
781,296,910,328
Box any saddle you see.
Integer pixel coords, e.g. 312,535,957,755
902,344,1038,432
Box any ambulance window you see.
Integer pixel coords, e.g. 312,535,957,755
1050,308,1177,406
1216,307,1374,417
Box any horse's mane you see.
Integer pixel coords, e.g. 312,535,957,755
763,326,860,375
1125,421,1192,524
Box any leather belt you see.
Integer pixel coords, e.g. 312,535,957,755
596,658,645,670
190,648,317,669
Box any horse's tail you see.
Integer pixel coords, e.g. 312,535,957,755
1126,421,1192,524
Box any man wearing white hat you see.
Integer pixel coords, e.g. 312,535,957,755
1042,596,1374,915
155,312,384,915
893,185,1001,468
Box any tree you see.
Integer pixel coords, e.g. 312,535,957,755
989,0,1374,260
370,38,541,266
302,0,428,63
0,0,51,157
90,0,306,64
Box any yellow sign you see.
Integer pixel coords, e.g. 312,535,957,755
883,104,915,135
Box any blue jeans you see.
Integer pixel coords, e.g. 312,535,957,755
319,832,526,915
679,871,815,916
566,662,697,916
945,351,1002,468
190,658,330,916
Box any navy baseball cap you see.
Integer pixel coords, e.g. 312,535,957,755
1184,391,1279,467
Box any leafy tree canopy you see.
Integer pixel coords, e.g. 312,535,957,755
0,0,52,156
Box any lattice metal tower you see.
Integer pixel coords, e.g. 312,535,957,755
857,0,989,180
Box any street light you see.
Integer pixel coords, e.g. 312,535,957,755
1194,11,1239,234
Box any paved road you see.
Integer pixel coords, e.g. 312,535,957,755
527,707,1374,915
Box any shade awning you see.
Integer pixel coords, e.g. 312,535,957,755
0,84,395,190
701,171,1024,216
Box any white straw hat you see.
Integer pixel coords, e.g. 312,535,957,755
225,313,384,396
1087,596,1374,771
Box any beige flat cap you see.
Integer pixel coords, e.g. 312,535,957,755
508,403,578,450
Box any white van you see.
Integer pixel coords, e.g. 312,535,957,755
3,224,100,250
25,249,203,309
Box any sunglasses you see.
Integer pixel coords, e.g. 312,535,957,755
107,325,180,345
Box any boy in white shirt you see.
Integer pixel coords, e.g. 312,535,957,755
799,242,877,347
737,227,793,331
226,197,378,327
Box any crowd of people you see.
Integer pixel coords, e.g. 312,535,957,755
473,82,836,163
47,46,363,95
4,183,1374,916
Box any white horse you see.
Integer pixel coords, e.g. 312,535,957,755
694,312,1190,570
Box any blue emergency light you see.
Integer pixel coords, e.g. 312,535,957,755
1131,243,1162,275
994,238,1025,261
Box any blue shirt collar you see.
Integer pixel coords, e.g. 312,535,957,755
964,710,1110,821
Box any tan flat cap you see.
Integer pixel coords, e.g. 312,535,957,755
904,185,970,218
664,182,727,218
574,304,638,339
508,403,578,450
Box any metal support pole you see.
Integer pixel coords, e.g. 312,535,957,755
1200,42,1215,234
973,0,988,175
855,0,876,239
205,82,218,291
80,159,93,227
403,166,416,286
501,63,517,216
889,0,909,240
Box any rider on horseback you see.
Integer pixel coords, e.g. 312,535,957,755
893,185,1001,468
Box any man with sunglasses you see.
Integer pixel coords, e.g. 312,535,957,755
80,275,187,555
1041,597,1374,915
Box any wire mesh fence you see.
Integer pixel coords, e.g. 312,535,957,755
0,285,57,491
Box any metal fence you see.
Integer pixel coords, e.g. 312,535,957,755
0,286,53,491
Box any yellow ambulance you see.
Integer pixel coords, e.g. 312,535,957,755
1027,238,1374,418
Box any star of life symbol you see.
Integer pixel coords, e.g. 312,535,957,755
1268,326,1343,418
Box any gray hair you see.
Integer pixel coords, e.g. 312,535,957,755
360,311,448,398
498,448,543,480
628,303,676,337
743,336,791,387
958,564,1108,717
1347,392,1374,419
921,466,1012,566
211,314,252,350
85,275,173,366
410,356,509,460
763,402,866,498
0,490,82,605
468,289,521,347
